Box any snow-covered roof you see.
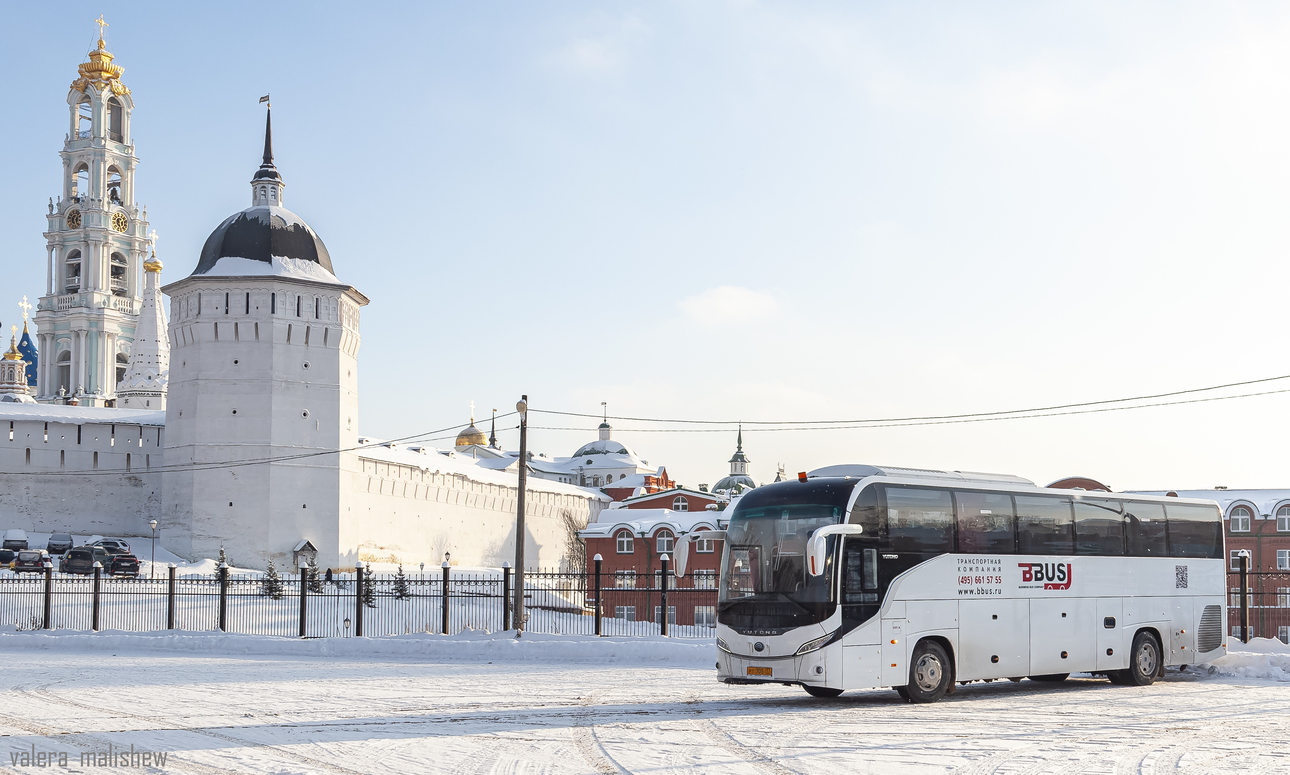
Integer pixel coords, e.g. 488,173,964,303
622,487,717,505
1126,489,1290,517
353,438,609,502
0,403,165,426
580,508,727,538
196,255,340,284
192,205,336,280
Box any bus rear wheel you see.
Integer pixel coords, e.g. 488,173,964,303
1029,674,1069,682
905,640,952,703
803,685,843,698
1123,631,1160,687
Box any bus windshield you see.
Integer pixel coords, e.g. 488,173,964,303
718,480,854,633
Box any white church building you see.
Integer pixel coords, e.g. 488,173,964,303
0,33,605,571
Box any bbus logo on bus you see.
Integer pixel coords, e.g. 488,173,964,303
1018,562,1073,590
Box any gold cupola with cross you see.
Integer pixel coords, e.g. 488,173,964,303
32,17,152,405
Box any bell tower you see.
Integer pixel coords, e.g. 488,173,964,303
31,17,150,406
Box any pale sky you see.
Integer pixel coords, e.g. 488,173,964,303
4,2,1290,491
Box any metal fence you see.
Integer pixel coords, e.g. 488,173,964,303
0,560,717,639
1227,570,1290,643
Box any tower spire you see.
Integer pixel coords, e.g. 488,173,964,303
250,97,285,206
737,424,743,452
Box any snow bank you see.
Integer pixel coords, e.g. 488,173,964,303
0,628,716,667
1208,637,1290,682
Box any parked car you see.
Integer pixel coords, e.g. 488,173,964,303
46,533,74,554
105,553,140,577
0,549,14,569
2,529,29,550
92,539,131,555
59,546,103,576
12,550,50,574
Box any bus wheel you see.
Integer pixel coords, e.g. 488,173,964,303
906,641,952,703
1125,632,1160,687
1029,674,1069,682
803,685,843,698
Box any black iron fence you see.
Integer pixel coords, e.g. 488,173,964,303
0,559,718,639
1227,568,1290,644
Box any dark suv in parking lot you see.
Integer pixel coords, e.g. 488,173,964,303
59,546,107,575
106,553,140,577
12,551,50,573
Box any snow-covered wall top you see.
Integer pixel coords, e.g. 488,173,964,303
0,403,165,426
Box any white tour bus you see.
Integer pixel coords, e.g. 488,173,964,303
675,464,1226,703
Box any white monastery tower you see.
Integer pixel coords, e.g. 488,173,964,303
160,107,368,564
115,251,169,409
32,24,150,405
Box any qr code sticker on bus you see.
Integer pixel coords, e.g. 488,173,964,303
1176,565,1188,589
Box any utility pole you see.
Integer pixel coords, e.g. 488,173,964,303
514,395,528,630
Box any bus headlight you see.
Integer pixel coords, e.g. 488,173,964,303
795,632,834,656
717,637,732,653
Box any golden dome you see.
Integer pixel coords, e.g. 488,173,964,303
71,24,130,97
2,336,23,362
143,250,162,273
455,422,487,447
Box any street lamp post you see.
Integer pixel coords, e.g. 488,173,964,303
149,519,158,580
514,395,528,631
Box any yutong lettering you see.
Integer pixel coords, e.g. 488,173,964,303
1018,562,1073,590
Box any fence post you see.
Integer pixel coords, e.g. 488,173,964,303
502,562,511,631
594,554,603,637
660,554,670,637
1239,551,1251,644
218,562,228,633
442,562,451,635
354,562,365,637
299,567,308,638
167,564,177,630
92,563,101,632
42,564,52,630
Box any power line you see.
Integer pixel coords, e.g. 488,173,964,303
528,386,1290,433
530,372,1290,426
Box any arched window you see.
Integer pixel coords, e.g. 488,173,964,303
592,475,601,487
673,496,689,512
73,164,90,201
64,250,81,292
1277,505,1290,532
56,350,71,395
115,353,128,386
77,98,92,139
108,98,123,142
605,474,613,484
656,530,674,554
107,167,123,203
1230,505,1252,533
616,531,633,554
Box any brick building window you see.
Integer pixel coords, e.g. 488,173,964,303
616,531,633,554
1280,626,1290,645
615,571,637,589
1230,550,1245,571
673,496,689,512
693,570,716,589
656,530,674,554
1279,550,1290,571
614,606,635,621
1279,505,1290,532
696,537,715,553
695,606,716,627
1278,588,1290,608
654,606,676,625
1230,506,1252,532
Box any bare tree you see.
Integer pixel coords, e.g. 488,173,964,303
559,509,588,574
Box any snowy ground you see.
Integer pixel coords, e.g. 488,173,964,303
0,633,1287,774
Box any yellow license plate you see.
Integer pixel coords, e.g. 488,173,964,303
746,666,772,676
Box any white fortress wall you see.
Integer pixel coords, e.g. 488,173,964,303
341,446,607,571
0,405,164,537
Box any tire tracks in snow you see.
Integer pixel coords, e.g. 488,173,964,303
17,682,365,775
570,690,629,775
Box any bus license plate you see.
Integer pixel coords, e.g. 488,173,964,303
747,666,772,677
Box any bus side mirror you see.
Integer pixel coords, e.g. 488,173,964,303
674,530,726,577
807,525,864,576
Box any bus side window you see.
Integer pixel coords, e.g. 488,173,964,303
955,491,1015,553
885,487,954,554
1075,499,1125,556
1166,503,1224,559
842,542,878,603
1125,501,1167,557
849,484,881,535
1016,495,1074,555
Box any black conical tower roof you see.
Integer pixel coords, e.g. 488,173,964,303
252,107,282,183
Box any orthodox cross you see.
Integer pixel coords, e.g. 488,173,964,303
469,400,476,423
95,15,108,40
18,297,30,322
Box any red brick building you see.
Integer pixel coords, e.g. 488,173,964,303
601,468,674,503
620,486,719,513
579,509,726,628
